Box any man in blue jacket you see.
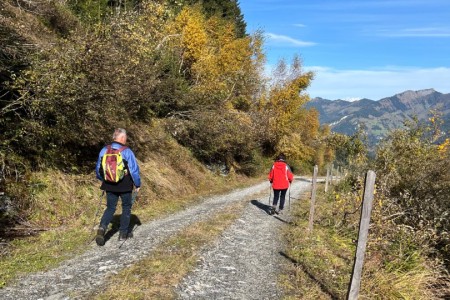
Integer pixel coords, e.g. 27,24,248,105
95,128,141,245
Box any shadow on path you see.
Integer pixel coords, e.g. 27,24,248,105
279,251,339,300
273,215,295,226
250,200,272,215
104,214,142,243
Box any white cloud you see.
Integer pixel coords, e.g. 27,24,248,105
376,27,450,37
304,66,450,100
266,33,316,47
293,23,306,28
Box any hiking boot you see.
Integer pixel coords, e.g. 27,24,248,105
277,209,283,214
118,232,128,241
269,206,276,215
95,227,106,246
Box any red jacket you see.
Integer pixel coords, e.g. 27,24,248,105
268,160,294,190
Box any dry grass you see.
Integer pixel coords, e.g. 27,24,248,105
94,201,247,300
280,187,448,300
0,135,262,288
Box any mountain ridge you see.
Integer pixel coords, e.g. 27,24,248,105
307,89,450,145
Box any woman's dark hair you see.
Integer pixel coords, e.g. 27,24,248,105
276,153,286,161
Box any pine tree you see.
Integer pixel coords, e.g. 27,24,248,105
169,0,247,37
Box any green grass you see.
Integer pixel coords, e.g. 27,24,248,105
0,228,90,288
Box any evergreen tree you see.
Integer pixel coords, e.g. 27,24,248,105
169,0,247,37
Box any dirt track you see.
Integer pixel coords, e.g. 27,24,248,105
0,179,311,300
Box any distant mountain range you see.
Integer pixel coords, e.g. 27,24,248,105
306,89,450,145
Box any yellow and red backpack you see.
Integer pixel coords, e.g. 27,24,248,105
101,145,128,183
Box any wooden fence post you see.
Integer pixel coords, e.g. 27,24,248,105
325,165,330,192
308,165,319,233
347,170,376,300
330,165,334,185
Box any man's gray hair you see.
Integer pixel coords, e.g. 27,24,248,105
113,128,127,140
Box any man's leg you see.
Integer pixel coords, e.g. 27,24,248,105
279,189,288,211
96,192,119,246
99,192,120,229
119,192,132,238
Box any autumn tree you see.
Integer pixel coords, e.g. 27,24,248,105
257,56,317,163
167,0,247,37
163,5,265,169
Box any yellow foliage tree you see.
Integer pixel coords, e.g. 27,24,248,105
168,6,208,64
165,6,264,110
259,56,316,162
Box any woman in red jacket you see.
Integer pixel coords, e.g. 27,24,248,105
268,153,294,214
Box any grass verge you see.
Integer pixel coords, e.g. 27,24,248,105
93,200,247,299
280,186,447,300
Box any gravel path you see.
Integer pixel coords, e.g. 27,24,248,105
0,182,273,300
177,180,310,300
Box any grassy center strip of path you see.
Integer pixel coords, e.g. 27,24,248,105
93,200,249,300
0,176,262,288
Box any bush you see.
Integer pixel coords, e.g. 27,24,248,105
375,123,450,264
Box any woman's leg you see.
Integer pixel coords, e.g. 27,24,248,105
279,189,288,210
273,189,281,207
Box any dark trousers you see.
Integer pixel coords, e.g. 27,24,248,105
272,189,287,210
100,192,132,233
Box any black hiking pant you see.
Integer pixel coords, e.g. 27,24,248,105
272,189,287,210
100,191,132,234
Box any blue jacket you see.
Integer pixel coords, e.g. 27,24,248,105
96,142,141,189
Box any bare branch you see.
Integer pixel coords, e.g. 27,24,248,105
155,34,181,51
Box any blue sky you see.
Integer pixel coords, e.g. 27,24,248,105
239,0,450,100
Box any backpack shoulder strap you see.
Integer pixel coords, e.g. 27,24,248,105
117,146,128,153
105,144,113,153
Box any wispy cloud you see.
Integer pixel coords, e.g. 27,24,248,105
266,33,316,47
304,66,450,100
293,23,306,27
376,27,450,37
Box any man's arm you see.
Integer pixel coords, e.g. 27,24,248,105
95,148,106,181
124,149,141,188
